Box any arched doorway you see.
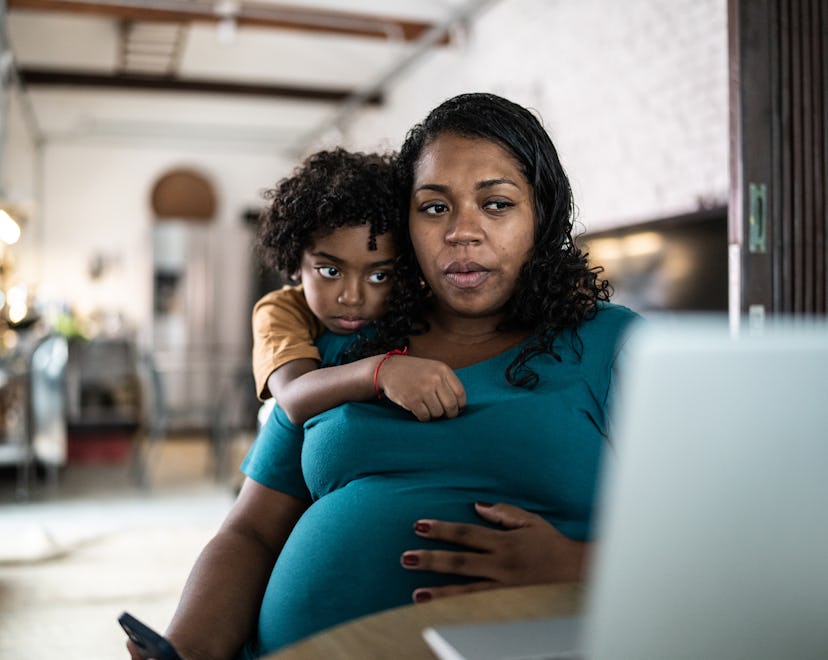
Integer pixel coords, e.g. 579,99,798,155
149,168,218,432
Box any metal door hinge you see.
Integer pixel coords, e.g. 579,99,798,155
748,182,767,253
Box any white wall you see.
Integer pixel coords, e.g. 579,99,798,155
0,86,37,203
1,83,39,282
29,141,292,352
345,0,729,233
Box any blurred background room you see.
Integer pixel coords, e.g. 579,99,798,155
0,0,823,657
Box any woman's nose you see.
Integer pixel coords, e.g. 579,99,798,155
337,278,364,306
446,204,483,245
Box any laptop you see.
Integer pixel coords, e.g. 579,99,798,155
422,616,583,660
424,316,828,660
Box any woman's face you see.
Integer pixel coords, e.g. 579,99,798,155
409,132,535,322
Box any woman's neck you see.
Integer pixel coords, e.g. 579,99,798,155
409,310,530,369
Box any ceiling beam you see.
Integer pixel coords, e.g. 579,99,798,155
6,0,450,44
16,67,384,103
289,0,496,156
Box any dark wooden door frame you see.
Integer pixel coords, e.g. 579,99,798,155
729,0,827,329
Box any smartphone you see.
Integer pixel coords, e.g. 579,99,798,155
118,611,182,660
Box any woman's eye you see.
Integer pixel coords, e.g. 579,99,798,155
483,200,513,212
316,266,340,279
368,271,391,284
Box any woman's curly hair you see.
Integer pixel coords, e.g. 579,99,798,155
365,92,612,387
256,148,400,277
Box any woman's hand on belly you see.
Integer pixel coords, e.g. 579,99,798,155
399,501,590,602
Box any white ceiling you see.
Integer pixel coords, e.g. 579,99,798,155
3,0,493,156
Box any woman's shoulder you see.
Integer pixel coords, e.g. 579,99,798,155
574,302,643,357
315,330,364,366
592,301,642,328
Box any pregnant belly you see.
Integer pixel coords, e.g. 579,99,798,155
255,479,486,654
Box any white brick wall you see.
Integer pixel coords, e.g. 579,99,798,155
349,0,729,233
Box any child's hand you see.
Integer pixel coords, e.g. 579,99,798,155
377,356,466,421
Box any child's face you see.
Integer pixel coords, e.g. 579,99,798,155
299,224,396,334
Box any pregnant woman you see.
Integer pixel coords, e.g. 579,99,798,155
138,93,638,659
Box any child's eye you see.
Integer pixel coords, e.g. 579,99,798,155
420,202,449,216
316,266,340,279
483,200,513,212
368,271,392,284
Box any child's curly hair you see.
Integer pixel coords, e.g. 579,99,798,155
256,148,399,276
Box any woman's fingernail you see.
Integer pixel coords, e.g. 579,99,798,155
402,553,419,567
476,501,493,508
414,521,431,534
414,590,432,603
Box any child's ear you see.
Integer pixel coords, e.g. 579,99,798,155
289,271,301,284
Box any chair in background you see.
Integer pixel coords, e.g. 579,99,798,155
130,349,168,489
28,333,69,495
208,365,258,484
132,349,256,489
64,336,147,483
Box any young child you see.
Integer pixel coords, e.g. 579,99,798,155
252,148,465,425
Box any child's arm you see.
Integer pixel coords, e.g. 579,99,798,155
254,286,378,424
251,286,323,401
269,353,467,425
254,286,381,424
267,356,373,424
254,286,465,425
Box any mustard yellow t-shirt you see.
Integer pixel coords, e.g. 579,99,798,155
251,285,325,400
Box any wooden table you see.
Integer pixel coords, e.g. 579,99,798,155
266,583,584,660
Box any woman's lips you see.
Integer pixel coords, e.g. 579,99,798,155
443,262,491,289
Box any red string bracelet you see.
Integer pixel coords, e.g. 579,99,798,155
373,346,409,399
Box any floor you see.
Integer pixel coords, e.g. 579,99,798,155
0,434,250,659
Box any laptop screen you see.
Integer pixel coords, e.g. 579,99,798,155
584,316,828,659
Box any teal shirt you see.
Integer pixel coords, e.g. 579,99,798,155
241,302,639,656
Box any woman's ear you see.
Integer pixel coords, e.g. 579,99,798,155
418,275,433,297
289,271,301,284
